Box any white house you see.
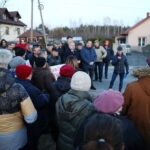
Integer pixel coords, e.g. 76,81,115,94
0,8,26,42
115,12,150,52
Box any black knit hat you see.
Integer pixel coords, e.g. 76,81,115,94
14,47,26,57
67,36,72,39
77,42,83,46
117,46,123,51
52,48,59,52
35,57,46,67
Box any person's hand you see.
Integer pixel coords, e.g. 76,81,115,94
117,56,121,59
89,62,94,65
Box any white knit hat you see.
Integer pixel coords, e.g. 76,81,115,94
71,71,91,91
0,49,13,65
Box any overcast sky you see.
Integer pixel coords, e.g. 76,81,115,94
3,0,150,29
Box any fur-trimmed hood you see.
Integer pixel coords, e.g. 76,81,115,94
133,67,150,96
133,67,150,78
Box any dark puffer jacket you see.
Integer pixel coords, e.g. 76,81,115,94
103,46,114,61
15,78,50,149
56,89,96,150
65,48,81,61
80,46,97,69
53,76,71,99
112,54,129,74
114,114,146,150
48,55,61,66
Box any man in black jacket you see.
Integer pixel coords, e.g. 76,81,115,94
65,42,80,61
109,46,129,92
103,40,114,79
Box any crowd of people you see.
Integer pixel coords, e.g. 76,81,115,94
0,36,150,150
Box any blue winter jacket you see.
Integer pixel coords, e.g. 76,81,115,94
16,78,49,109
80,46,97,69
15,78,50,137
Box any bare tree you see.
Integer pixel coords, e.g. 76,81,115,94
0,0,8,7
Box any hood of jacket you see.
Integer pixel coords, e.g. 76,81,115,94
0,68,15,94
57,89,94,120
133,67,150,78
133,67,150,96
55,76,71,93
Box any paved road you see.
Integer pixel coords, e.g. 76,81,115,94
126,52,147,67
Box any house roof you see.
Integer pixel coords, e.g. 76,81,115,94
0,8,26,26
9,11,21,18
18,29,43,38
0,19,26,26
123,15,150,34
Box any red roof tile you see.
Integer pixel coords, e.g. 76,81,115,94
123,16,150,34
18,30,43,38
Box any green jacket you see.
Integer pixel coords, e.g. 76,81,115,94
56,89,96,150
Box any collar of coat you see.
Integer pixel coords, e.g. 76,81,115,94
68,89,92,102
133,67,150,78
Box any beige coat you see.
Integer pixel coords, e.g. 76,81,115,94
94,46,107,62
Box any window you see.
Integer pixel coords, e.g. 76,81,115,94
5,27,9,35
2,14,7,20
14,17,18,22
138,37,146,47
17,28,20,35
142,37,145,46
138,38,141,46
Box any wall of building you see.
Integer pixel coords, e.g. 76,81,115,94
0,24,26,42
127,18,150,49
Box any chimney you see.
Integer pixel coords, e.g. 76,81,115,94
147,12,150,17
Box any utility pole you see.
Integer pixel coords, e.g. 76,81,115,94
38,0,47,46
1,0,8,8
30,0,34,42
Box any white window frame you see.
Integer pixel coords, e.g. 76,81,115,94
138,37,146,47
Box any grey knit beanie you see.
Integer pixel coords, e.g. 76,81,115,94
9,56,26,69
0,49,13,65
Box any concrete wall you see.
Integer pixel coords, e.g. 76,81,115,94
0,24,25,42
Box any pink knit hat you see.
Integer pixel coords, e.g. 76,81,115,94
93,89,124,114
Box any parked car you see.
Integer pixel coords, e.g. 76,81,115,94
120,44,131,55
61,37,83,42
142,44,150,57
